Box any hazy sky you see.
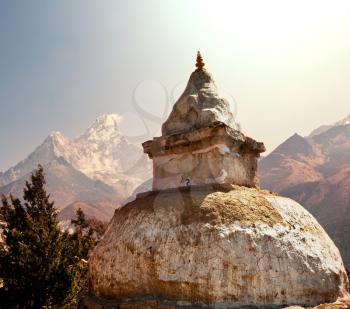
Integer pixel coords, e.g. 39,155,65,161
1,0,350,171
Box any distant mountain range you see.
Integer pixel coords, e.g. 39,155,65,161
260,114,350,267
0,114,152,221
2,112,350,268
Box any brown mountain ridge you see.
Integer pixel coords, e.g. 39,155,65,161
260,120,350,267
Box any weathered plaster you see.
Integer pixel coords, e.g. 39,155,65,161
88,185,349,308
152,144,259,190
143,124,265,191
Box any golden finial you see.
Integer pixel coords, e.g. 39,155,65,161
195,51,205,69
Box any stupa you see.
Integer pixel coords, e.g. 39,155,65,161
85,53,349,308
143,51,265,191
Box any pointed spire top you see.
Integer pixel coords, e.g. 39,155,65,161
195,51,205,70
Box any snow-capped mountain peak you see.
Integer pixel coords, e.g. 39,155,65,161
77,114,124,143
0,113,152,221
43,131,65,146
95,113,122,126
70,114,149,191
0,113,151,200
49,130,65,139
309,114,350,137
334,114,350,126
44,131,70,151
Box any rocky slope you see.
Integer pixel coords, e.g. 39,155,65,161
88,184,349,308
0,114,152,221
0,157,118,218
260,115,350,267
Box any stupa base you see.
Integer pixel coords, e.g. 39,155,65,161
78,294,350,309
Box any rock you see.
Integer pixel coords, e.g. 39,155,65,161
88,185,349,308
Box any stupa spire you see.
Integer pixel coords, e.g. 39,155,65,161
195,51,205,69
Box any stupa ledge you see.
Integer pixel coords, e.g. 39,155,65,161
143,122,265,158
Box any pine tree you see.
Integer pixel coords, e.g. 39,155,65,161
72,208,89,229
0,165,81,308
70,208,94,261
71,207,108,256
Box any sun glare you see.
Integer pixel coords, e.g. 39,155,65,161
197,0,350,45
